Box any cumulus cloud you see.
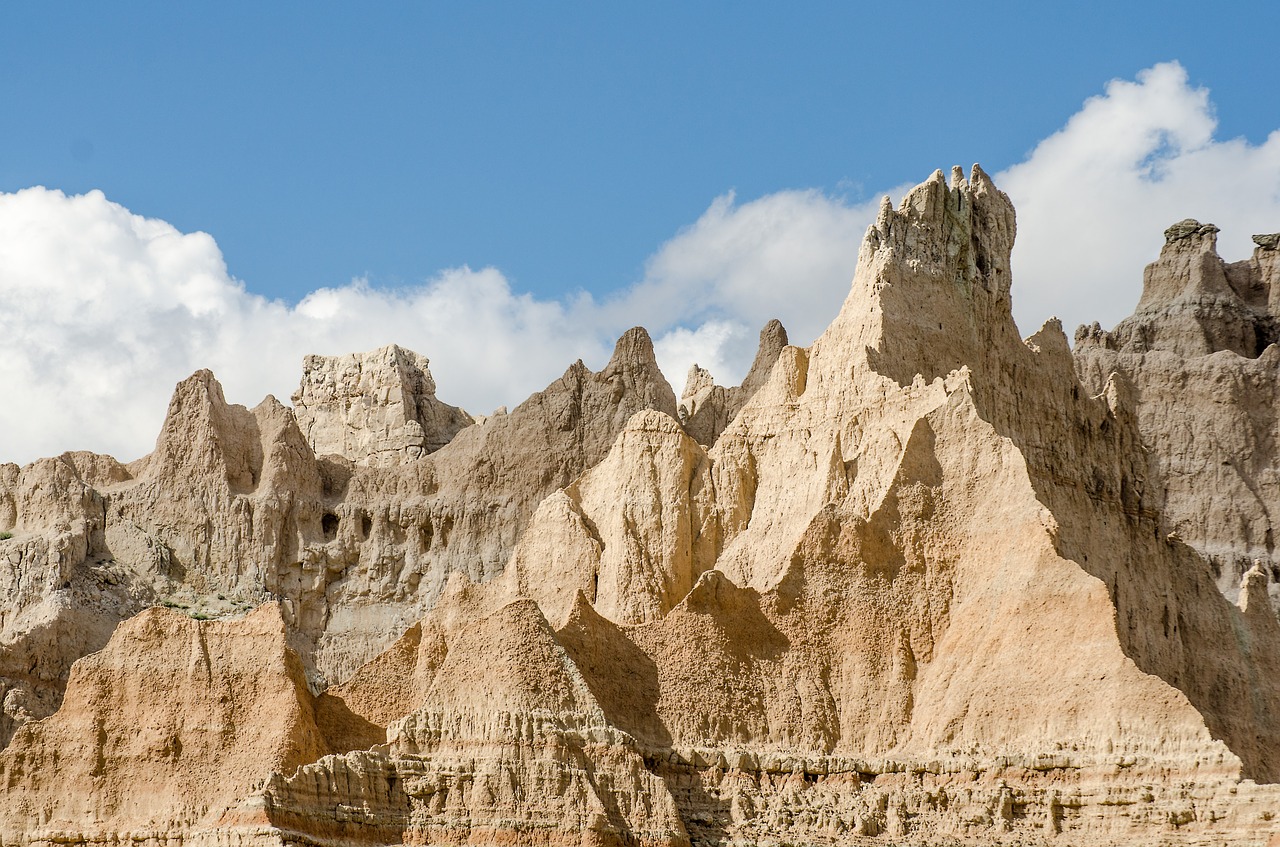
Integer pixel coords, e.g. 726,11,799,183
606,188,885,389
0,188,614,464
0,186,875,464
2,61,1278,465
1000,61,1280,335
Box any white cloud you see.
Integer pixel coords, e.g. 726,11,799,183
605,188,885,393
651,320,751,395
0,189,607,464
0,186,874,465
3,61,1278,465
999,61,1280,335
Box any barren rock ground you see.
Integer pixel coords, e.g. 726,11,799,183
2,166,1280,846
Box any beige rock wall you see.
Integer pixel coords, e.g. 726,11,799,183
0,603,329,842
0,327,678,747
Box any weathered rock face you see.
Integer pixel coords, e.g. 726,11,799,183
292,343,474,466
1076,222,1280,607
678,319,788,447
0,326,678,747
259,597,689,847
0,603,332,842
3,168,1280,846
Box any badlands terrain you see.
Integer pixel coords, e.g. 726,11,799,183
2,166,1280,846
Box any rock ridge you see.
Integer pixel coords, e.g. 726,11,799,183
1076,217,1280,612
3,167,1280,845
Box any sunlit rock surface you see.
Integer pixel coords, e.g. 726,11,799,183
2,167,1279,846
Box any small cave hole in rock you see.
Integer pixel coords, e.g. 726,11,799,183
420,519,434,550
322,513,340,541
360,512,372,541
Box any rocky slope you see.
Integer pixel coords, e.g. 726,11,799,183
0,326,677,740
1,166,1279,846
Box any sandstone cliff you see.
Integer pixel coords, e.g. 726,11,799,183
2,167,1279,846
0,326,678,746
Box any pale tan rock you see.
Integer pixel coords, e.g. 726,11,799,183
509,408,719,625
291,343,474,466
255,599,689,847
1095,218,1278,357
307,325,679,680
0,326,680,749
0,452,156,748
0,603,330,841
678,319,788,447
4,167,1280,846
495,165,1280,841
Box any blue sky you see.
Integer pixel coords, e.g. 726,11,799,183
4,3,1275,302
2,4,1280,463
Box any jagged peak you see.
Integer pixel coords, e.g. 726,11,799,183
154,369,249,451
294,342,441,402
563,588,604,631
828,165,1020,391
1164,218,1221,247
1024,317,1071,358
682,364,716,401
860,163,1016,298
1077,217,1280,359
741,318,789,392
292,342,472,465
1253,232,1280,252
599,326,679,420
678,319,793,447
604,325,660,372
144,368,322,498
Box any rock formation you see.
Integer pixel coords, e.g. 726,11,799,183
0,603,333,840
0,327,677,747
2,167,1280,845
1076,220,1280,607
678,319,788,447
292,344,474,466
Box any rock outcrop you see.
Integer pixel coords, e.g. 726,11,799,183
2,167,1280,846
258,597,689,846
0,603,332,842
1076,221,1280,607
0,327,679,746
292,344,474,466
678,319,788,447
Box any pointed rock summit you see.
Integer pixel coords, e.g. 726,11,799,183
1077,217,1280,610
678,319,789,446
1080,218,1280,357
